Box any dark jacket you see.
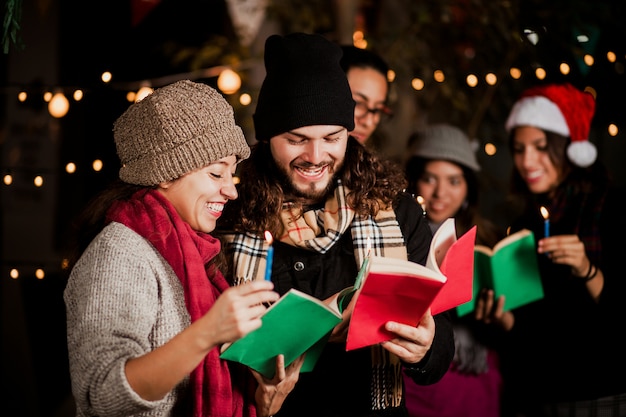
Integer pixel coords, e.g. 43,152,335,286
267,192,454,417
501,184,626,413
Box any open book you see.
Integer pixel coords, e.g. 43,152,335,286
456,229,544,316
219,288,342,378
345,219,477,351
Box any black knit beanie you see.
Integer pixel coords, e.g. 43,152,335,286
253,33,356,141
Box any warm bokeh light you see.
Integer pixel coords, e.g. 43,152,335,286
217,69,241,94
66,162,77,174
485,73,497,85
101,71,112,83
48,92,70,118
607,51,616,63
73,89,84,101
126,91,136,102
43,91,52,102
608,124,618,136
466,74,478,87
92,159,103,172
10,269,19,279
535,67,546,80
433,70,445,82
353,30,367,48
584,54,594,66
411,78,425,91
484,143,497,156
239,93,252,106
4,174,13,185
35,269,45,279
136,86,154,102
387,69,396,83
559,62,570,75
354,38,367,49
34,176,43,187
18,91,27,102
584,85,597,99
510,67,522,79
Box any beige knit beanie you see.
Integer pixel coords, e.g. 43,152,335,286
113,79,250,186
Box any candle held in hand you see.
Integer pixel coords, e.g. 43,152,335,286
264,231,274,281
540,206,550,237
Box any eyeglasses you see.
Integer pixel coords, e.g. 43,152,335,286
354,101,393,120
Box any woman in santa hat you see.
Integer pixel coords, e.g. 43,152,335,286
475,82,626,417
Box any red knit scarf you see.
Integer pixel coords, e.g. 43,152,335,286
107,189,255,417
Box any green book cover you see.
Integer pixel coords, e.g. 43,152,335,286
219,288,342,378
456,229,544,316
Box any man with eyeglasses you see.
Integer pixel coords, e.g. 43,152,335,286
340,45,393,146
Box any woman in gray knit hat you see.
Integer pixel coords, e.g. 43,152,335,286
404,123,505,417
64,80,301,417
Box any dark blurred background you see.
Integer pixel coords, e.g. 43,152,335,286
2,1,625,415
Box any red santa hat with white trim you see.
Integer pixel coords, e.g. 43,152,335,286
505,83,597,167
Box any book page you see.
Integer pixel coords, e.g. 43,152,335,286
426,218,457,272
429,225,477,315
346,256,446,350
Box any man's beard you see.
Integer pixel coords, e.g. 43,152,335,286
275,160,343,203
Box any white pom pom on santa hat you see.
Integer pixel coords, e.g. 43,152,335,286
505,83,597,167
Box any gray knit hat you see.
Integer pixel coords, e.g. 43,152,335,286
411,124,480,171
113,79,250,186
253,33,355,141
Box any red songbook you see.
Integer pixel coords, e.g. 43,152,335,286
345,219,476,351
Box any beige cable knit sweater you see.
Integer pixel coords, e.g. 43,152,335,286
64,222,192,416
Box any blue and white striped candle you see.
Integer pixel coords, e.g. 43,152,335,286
264,230,274,281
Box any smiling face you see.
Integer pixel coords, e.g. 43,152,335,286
158,155,239,233
269,125,348,204
512,126,561,195
346,67,389,145
416,160,468,226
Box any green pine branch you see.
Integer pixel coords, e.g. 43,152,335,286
3,0,24,54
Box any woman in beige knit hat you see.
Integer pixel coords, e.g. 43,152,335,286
64,80,301,417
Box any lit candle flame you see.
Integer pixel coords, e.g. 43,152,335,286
540,206,549,220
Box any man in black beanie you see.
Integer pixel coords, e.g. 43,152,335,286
219,32,454,417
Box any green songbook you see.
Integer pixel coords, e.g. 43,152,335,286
219,288,342,378
456,229,544,316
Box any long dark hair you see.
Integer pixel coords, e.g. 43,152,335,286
223,136,407,237
506,129,610,219
405,155,502,247
66,180,229,274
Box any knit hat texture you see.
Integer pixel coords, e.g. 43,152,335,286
505,83,597,167
114,79,250,186
411,124,480,171
253,33,355,141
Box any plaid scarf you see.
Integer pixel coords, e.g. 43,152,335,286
226,181,407,410
107,189,255,417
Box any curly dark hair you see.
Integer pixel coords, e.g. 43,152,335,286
222,136,407,237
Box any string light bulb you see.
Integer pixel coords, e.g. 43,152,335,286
217,69,241,94
48,92,69,118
